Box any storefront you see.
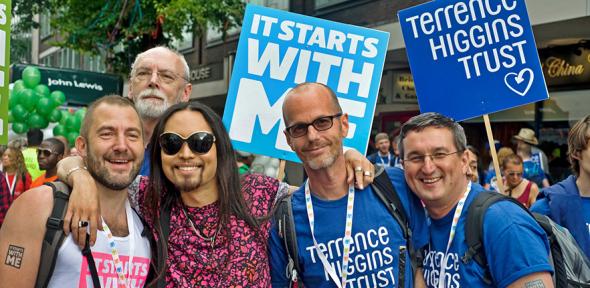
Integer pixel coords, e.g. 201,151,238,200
10,64,123,106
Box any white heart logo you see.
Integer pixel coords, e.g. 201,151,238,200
504,68,534,97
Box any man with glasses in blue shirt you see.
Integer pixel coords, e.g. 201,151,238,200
399,112,553,288
269,82,429,288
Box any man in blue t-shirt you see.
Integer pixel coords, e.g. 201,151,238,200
269,83,428,288
531,115,590,259
399,113,553,288
368,133,401,168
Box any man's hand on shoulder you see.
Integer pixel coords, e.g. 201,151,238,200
0,186,53,286
344,149,375,189
57,155,101,248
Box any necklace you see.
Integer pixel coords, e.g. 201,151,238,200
181,205,222,248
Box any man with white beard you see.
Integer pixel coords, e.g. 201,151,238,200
127,47,192,176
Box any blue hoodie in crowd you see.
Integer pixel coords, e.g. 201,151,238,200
531,175,590,259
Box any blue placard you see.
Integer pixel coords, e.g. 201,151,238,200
398,0,549,121
223,5,389,163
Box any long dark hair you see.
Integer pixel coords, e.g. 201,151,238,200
144,101,259,279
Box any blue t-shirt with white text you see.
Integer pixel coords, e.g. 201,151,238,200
423,184,552,288
269,167,428,288
582,198,590,238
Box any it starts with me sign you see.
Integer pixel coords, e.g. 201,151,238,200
222,5,389,163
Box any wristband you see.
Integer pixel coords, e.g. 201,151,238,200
66,166,87,180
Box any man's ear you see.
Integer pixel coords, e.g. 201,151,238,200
75,136,88,158
181,83,192,102
340,113,349,138
460,150,470,175
284,130,294,150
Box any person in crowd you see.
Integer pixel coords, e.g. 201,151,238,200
465,145,480,184
367,132,401,168
0,170,13,228
483,146,514,190
532,115,590,259
2,147,32,201
22,128,44,180
270,82,428,287
54,135,70,157
56,99,374,287
236,150,254,175
399,112,553,287
513,128,550,188
502,154,539,208
0,96,152,286
30,138,66,188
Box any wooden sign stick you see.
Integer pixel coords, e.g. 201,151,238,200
483,114,505,194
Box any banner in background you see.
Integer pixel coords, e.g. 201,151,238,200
399,0,549,121
0,0,10,144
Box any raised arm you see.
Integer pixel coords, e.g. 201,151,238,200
0,187,53,286
56,156,100,247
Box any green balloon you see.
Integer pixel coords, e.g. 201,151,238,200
34,84,51,97
22,66,42,89
66,131,79,146
28,113,48,129
35,97,53,116
8,111,13,123
12,80,26,94
19,88,37,111
66,116,82,132
50,91,66,106
48,109,62,123
53,125,67,137
74,108,86,119
12,122,29,134
9,90,22,109
11,105,29,122
60,111,70,126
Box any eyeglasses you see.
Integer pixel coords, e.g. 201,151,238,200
285,113,342,138
403,151,461,165
159,131,216,155
132,68,188,84
505,171,523,177
37,148,57,157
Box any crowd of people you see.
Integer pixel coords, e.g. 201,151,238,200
0,44,588,288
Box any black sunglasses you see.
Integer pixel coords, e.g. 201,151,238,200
37,148,57,157
159,131,216,155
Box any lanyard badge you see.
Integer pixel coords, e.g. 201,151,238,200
304,180,355,288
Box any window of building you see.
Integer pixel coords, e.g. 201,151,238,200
169,26,194,52
315,0,349,9
40,13,52,39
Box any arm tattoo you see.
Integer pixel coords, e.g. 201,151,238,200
4,245,25,269
524,279,545,288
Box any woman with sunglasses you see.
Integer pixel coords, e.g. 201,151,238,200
57,101,374,287
502,154,539,208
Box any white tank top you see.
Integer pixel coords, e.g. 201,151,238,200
47,200,152,288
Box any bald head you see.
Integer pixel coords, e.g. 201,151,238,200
282,82,342,125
